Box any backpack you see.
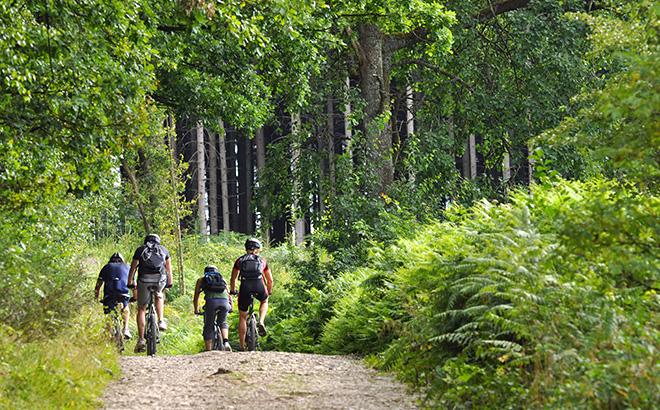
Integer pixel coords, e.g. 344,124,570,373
239,254,264,279
104,262,130,296
139,242,166,275
202,271,227,293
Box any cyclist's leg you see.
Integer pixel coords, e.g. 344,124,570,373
136,280,152,340
120,299,130,330
238,310,248,350
154,279,167,330
202,299,221,350
258,298,268,326
216,299,231,341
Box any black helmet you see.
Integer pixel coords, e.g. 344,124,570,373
109,252,124,263
144,233,160,244
204,265,218,273
245,238,262,250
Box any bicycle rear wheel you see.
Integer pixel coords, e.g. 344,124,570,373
112,311,124,353
146,307,158,355
212,322,223,350
246,313,258,351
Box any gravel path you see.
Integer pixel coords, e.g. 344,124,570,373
99,351,422,410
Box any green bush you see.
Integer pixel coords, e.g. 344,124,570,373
307,178,660,409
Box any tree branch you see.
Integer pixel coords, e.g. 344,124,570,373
394,58,473,91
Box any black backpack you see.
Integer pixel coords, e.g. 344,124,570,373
202,271,227,293
139,242,166,275
239,254,264,279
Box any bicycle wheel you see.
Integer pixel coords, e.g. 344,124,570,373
212,322,223,351
246,313,258,351
112,311,124,353
146,307,158,355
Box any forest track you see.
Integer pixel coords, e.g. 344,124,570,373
99,351,422,409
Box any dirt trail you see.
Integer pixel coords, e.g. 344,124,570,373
99,351,422,410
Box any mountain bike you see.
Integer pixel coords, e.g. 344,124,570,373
144,283,160,356
245,293,260,351
101,299,125,353
196,306,227,351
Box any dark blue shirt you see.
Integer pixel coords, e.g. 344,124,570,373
97,262,130,297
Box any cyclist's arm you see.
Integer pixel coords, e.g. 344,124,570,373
165,257,173,286
127,259,138,287
263,268,273,295
193,277,203,314
94,279,103,301
230,267,239,294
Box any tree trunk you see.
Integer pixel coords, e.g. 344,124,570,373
255,127,267,237
354,22,394,191
209,130,218,236
344,77,353,160
218,118,230,232
327,93,336,197
196,121,208,236
292,113,305,246
166,115,185,294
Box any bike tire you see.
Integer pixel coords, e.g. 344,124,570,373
113,313,124,353
213,323,223,351
246,314,258,351
147,310,158,356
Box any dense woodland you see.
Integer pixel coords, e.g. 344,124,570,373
2,0,660,408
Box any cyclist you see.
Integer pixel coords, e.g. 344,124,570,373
193,265,234,351
230,238,274,351
95,252,135,339
127,234,173,353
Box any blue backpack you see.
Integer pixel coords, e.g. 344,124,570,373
202,271,227,293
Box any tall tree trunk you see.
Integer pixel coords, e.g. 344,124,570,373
292,113,305,246
327,93,336,197
166,115,185,294
218,118,230,232
237,133,253,234
255,127,268,239
353,23,394,191
209,130,218,236
344,77,353,161
196,121,208,236
227,131,239,232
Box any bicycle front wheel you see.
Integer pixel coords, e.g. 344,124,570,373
146,310,158,356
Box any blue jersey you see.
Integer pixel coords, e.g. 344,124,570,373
98,262,130,297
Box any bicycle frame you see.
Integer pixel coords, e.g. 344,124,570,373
144,284,159,356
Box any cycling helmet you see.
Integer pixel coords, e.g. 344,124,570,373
245,238,262,250
204,265,218,273
144,233,160,244
109,252,124,263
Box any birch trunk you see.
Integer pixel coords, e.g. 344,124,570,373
196,121,208,236
218,118,230,232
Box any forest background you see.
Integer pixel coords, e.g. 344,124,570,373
1,0,660,408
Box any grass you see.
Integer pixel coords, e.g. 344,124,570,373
0,311,119,410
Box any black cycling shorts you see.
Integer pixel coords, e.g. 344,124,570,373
238,279,268,312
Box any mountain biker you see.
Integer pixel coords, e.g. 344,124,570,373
230,238,274,351
127,234,173,353
95,252,135,339
193,265,234,352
